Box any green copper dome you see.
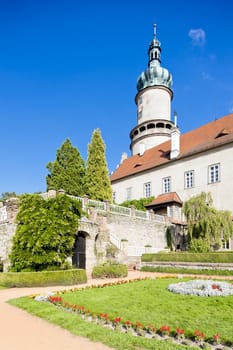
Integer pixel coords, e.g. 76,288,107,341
137,24,173,92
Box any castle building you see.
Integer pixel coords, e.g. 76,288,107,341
110,25,233,227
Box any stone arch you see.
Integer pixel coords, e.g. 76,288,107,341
72,219,99,274
72,231,90,269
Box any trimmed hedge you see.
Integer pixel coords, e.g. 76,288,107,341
0,269,87,288
142,252,233,263
141,265,233,276
92,264,128,278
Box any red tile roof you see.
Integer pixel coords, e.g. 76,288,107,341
146,192,183,207
110,113,233,182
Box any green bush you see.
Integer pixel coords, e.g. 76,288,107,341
189,238,210,253
0,269,87,288
140,265,233,276
142,252,233,263
92,263,128,278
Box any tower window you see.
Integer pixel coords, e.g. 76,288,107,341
156,122,165,128
147,123,155,129
139,126,146,132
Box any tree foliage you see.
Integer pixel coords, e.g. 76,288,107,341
182,192,233,251
46,138,85,196
0,192,17,201
120,197,155,211
10,194,82,271
84,129,112,202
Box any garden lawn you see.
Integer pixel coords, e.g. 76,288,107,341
9,278,233,349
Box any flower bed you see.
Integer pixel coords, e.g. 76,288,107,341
33,277,233,349
168,279,233,297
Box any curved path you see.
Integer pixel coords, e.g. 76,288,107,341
1,271,232,350
0,271,153,350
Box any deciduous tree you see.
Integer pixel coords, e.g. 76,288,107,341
183,192,233,251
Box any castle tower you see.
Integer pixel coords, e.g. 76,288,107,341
130,24,174,155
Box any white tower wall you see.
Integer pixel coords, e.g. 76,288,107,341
137,87,172,123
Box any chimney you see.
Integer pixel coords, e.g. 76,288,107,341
120,152,128,164
170,127,180,159
139,143,146,156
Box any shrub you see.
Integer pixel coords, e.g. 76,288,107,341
141,252,233,263
119,197,154,211
189,238,210,253
92,263,128,278
0,269,87,288
140,265,233,276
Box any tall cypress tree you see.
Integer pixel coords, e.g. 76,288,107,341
46,138,85,196
84,129,112,202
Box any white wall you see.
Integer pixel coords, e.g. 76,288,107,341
112,143,233,213
137,87,171,123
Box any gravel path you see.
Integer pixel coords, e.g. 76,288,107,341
0,271,154,350
1,271,232,350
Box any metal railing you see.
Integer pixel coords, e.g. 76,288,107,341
39,192,166,223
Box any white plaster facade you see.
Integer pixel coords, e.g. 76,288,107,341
112,143,233,214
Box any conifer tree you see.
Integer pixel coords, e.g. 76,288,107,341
46,138,85,197
84,129,112,202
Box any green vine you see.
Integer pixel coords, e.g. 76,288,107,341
10,194,82,272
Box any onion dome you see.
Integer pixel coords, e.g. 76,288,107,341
137,24,173,92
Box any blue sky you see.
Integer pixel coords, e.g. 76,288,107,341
0,0,233,195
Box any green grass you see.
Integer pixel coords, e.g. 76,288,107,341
9,278,233,349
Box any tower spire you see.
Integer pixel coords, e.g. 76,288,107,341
153,23,157,39
148,23,161,67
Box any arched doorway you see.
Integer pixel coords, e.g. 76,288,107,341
72,231,86,269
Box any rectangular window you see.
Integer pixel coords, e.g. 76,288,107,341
144,182,151,198
126,187,132,200
112,192,116,202
167,206,172,217
222,239,229,249
184,170,194,188
208,163,220,183
163,177,171,193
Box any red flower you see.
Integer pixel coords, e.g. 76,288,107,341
49,296,62,304
194,329,205,341
176,327,185,339
113,316,122,324
160,325,171,335
213,333,220,343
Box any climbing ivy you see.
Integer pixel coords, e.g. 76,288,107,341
10,194,82,272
